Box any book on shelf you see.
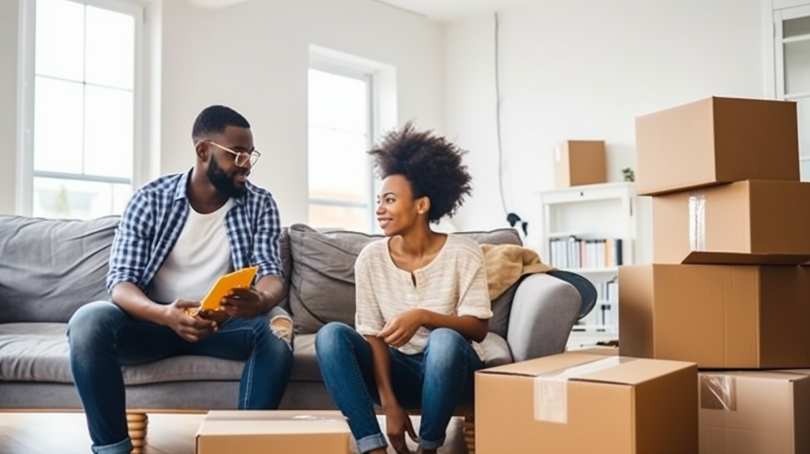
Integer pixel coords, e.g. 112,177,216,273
574,278,619,330
548,237,623,270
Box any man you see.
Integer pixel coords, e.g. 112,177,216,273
67,105,293,454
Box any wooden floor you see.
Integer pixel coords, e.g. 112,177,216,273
0,413,468,454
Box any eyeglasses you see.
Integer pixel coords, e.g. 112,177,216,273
206,141,261,167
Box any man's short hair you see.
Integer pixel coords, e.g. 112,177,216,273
192,105,250,142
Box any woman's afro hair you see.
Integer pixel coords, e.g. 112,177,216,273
369,121,472,222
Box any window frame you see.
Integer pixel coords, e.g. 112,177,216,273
16,0,146,217
770,1,810,179
307,60,376,232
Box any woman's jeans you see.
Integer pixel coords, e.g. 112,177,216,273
315,322,484,453
67,301,294,454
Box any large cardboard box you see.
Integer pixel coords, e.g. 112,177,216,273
652,180,810,265
196,410,350,454
699,370,810,454
571,346,619,356
619,264,810,369
476,352,697,454
554,140,607,188
636,96,799,196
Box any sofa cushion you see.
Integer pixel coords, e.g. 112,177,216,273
290,332,512,382
454,229,524,338
0,215,120,324
287,224,380,334
0,323,324,385
478,331,514,367
277,226,293,312
0,323,246,384
0,324,511,388
287,223,523,336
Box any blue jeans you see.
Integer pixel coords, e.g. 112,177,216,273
315,322,484,453
67,301,294,454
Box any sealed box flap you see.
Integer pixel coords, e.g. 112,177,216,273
571,346,619,356
571,358,696,386
682,251,810,265
478,352,612,377
777,369,810,378
197,411,349,437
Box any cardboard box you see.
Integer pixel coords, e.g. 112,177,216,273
636,96,799,196
554,140,607,188
652,180,810,265
699,370,810,454
476,352,697,454
569,346,619,356
619,264,810,369
196,410,350,454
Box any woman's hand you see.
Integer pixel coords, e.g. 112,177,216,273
378,309,425,347
385,404,418,454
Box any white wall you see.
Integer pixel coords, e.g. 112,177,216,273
0,0,444,223
0,0,20,215
444,0,765,263
159,0,445,225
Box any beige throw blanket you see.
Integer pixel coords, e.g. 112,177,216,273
481,244,554,301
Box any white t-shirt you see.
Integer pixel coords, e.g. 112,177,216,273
354,234,493,359
150,200,234,303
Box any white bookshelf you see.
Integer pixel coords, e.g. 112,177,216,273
536,182,637,350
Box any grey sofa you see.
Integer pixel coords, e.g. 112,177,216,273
0,215,582,453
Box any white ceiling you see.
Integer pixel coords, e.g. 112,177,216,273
187,0,542,21
373,0,542,20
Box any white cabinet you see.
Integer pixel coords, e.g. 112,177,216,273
771,2,810,179
537,182,637,349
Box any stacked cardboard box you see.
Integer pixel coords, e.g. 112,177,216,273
554,140,607,188
475,351,698,454
620,96,810,454
195,410,351,454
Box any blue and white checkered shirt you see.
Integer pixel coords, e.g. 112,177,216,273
106,170,283,297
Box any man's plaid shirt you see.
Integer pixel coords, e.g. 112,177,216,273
106,170,283,296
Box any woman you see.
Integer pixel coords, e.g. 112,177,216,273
315,122,492,454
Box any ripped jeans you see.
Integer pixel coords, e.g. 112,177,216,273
67,301,294,454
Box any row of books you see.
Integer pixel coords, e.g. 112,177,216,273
548,237,624,269
574,279,619,330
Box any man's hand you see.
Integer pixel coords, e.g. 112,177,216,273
221,288,268,319
385,404,418,454
378,309,425,348
161,299,217,342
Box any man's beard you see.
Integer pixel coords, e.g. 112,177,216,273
207,157,248,198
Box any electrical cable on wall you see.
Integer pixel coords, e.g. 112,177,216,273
495,12,528,237
495,11,507,217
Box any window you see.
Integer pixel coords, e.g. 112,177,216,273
24,0,140,219
307,66,374,232
772,3,810,180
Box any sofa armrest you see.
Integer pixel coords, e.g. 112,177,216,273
506,273,580,362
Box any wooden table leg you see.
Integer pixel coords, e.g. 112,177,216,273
126,412,148,454
463,412,475,454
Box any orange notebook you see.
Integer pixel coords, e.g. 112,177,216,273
199,266,259,311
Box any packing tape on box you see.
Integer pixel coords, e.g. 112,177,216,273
699,374,737,411
689,191,707,251
533,356,634,424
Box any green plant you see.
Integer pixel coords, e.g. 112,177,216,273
621,168,635,183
